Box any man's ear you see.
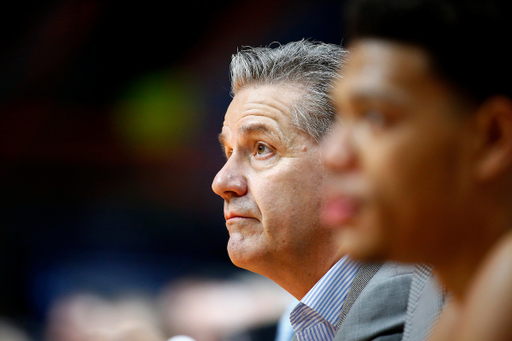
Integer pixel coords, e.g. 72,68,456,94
475,96,512,182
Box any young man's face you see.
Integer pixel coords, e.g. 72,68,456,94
323,39,478,263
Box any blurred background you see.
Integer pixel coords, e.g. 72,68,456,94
0,0,347,340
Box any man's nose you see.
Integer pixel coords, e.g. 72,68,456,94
323,121,358,171
211,158,248,200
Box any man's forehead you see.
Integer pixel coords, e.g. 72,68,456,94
335,40,433,106
219,85,304,142
226,87,298,122
219,115,285,144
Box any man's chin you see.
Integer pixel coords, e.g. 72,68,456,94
227,238,269,275
338,229,388,262
227,252,260,273
227,237,253,269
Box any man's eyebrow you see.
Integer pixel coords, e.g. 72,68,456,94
347,85,408,106
217,133,230,158
218,132,227,146
216,122,284,156
238,123,283,141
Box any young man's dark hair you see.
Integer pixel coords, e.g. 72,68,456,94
344,0,512,103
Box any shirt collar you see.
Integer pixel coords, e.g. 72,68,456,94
299,255,360,326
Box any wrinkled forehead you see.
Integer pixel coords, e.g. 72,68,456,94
218,114,285,145
220,85,307,140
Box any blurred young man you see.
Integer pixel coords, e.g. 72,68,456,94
212,40,414,341
323,1,512,340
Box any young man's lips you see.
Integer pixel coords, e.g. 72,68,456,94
322,197,359,226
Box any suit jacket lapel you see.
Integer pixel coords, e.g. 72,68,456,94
290,262,383,341
335,263,382,331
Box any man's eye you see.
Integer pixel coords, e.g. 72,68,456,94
255,143,272,156
224,149,233,159
364,110,386,127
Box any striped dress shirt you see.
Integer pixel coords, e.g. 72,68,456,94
289,256,360,341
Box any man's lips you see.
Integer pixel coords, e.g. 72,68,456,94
224,213,256,221
321,196,360,226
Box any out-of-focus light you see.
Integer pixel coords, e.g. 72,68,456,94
112,70,203,160
168,336,196,341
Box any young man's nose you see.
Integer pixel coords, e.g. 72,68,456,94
323,121,358,172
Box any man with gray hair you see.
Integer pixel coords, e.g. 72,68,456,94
212,40,414,341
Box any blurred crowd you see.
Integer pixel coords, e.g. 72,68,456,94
1,272,292,341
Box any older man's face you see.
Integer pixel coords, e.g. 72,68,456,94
212,85,328,275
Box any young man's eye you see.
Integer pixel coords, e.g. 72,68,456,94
364,110,386,127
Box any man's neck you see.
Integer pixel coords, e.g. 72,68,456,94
274,254,345,300
436,224,508,301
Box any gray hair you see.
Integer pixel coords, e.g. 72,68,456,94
230,39,347,141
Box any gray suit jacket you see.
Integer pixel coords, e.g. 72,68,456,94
402,265,445,341
291,262,414,341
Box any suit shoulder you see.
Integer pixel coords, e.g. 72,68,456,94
335,262,413,340
371,261,415,281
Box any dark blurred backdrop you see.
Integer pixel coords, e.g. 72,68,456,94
0,0,346,338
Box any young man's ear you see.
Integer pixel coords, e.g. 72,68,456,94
475,96,512,182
